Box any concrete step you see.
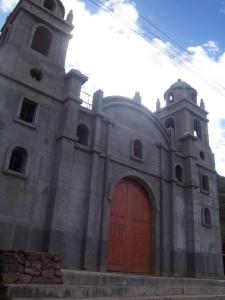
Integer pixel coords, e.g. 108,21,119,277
7,284,225,299
7,271,225,299
63,270,225,288
10,296,225,300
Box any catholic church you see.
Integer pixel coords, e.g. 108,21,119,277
0,0,223,279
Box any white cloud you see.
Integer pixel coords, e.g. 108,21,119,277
62,0,225,176
0,0,18,12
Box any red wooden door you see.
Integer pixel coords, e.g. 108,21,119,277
107,178,153,274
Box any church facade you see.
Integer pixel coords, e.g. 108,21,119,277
0,0,223,278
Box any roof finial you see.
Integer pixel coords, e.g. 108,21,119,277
156,98,161,111
200,99,205,110
66,10,74,25
133,92,142,104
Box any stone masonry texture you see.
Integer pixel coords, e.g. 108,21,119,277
0,0,223,279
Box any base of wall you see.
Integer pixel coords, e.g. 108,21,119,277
0,250,63,284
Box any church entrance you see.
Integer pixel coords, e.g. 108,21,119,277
107,178,153,274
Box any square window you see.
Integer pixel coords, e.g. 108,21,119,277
19,99,37,123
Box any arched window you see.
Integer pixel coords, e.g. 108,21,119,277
43,0,56,12
133,139,143,159
77,124,89,146
200,151,205,160
191,92,196,102
168,93,174,103
31,26,52,56
165,118,175,133
194,119,202,140
9,147,28,173
175,165,183,182
203,208,212,226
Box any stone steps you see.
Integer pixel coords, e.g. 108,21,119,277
6,270,225,300
10,296,225,300
63,270,225,287
7,284,225,299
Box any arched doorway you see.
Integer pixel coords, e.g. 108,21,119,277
107,178,153,274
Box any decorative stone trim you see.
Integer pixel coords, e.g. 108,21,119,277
0,250,63,284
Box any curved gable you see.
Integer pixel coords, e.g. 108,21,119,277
102,96,170,145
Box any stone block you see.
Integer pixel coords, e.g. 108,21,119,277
0,250,63,284
16,274,32,284
24,268,41,277
15,253,26,265
26,252,43,262
54,269,63,277
42,269,54,279
31,262,42,271
0,254,14,264
54,263,62,270
1,273,19,284
53,254,63,262
0,264,18,273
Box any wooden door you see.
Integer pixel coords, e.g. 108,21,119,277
107,178,153,274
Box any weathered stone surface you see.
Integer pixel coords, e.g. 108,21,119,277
53,254,63,263
16,274,32,284
24,268,40,277
0,251,63,284
0,254,15,264
55,270,63,277
0,0,223,280
54,263,62,270
0,264,18,273
42,269,54,279
1,273,19,284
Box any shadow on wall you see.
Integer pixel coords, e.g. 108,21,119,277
0,263,11,300
218,174,225,275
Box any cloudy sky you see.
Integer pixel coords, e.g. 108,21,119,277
0,0,225,176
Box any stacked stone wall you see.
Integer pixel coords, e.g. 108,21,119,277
0,250,62,284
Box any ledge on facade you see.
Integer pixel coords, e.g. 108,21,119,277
65,69,88,85
179,132,197,141
55,134,78,142
3,168,28,179
14,118,37,129
74,142,91,153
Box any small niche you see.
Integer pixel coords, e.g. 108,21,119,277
30,69,43,81
200,151,205,160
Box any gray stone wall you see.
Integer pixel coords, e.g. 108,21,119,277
0,0,223,279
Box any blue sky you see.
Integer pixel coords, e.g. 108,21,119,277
1,0,225,50
1,0,225,49
135,0,225,49
0,0,225,175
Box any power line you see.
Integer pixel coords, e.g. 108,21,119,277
87,0,225,98
100,0,225,95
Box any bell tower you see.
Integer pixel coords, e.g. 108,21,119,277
0,0,74,93
156,79,209,145
155,79,223,277
0,0,88,258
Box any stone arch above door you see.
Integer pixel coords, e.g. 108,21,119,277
108,171,158,212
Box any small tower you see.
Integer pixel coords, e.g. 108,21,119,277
0,0,88,258
155,79,223,278
0,0,74,93
156,79,210,148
